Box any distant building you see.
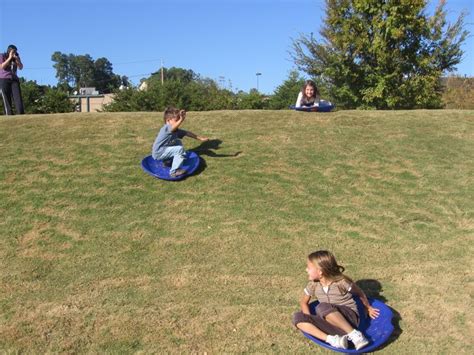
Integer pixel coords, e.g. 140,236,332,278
79,87,99,96
69,87,114,112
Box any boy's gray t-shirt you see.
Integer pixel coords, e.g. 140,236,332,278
152,123,186,158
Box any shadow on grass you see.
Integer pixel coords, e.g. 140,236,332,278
356,279,402,349
190,139,242,177
191,156,208,177
190,139,242,158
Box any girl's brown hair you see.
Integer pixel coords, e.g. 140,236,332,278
308,250,353,291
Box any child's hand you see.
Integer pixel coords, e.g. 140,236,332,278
199,136,209,142
179,109,186,120
367,306,380,319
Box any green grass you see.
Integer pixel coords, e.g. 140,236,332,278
0,109,473,353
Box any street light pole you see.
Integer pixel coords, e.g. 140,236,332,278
218,76,225,88
256,72,262,91
161,59,164,85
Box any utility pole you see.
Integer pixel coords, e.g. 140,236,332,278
161,59,164,85
256,72,262,91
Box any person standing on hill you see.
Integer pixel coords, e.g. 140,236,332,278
0,44,25,115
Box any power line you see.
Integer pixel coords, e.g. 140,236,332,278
128,73,154,78
112,59,162,66
23,66,55,70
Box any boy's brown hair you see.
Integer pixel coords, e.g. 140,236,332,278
163,106,179,123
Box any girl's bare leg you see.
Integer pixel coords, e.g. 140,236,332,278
296,322,328,341
325,311,354,334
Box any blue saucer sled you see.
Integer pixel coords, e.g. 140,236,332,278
141,151,200,181
290,100,335,112
301,298,394,353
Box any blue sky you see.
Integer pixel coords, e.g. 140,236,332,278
0,0,472,94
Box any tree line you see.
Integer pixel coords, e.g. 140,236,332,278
5,66,305,114
1,0,468,114
102,67,303,112
291,0,468,109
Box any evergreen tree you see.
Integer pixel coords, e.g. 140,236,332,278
269,70,305,109
292,0,468,109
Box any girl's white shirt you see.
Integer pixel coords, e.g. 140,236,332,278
295,92,304,107
322,284,352,294
295,92,319,107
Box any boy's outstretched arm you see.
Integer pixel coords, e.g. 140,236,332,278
350,283,380,319
185,130,209,142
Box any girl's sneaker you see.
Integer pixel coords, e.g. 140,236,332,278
348,330,369,350
326,334,348,349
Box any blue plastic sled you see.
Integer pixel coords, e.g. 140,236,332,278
301,297,394,353
290,100,335,112
141,151,200,181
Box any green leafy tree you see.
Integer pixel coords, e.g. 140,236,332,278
3,79,74,114
102,88,139,112
70,54,95,89
182,78,233,111
93,57,121,93
52,52,121,93
51,52,73,86
39,88,75,113
103,84,165,112
234,89,267,109
104,67,238,112
269,70,305,109
146,67,197,87
164,67,197,84
20,79,45,114
292,0,468,109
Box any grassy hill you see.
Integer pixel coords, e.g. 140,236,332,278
1,110,473,353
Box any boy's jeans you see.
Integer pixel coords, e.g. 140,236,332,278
153,145,185,174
